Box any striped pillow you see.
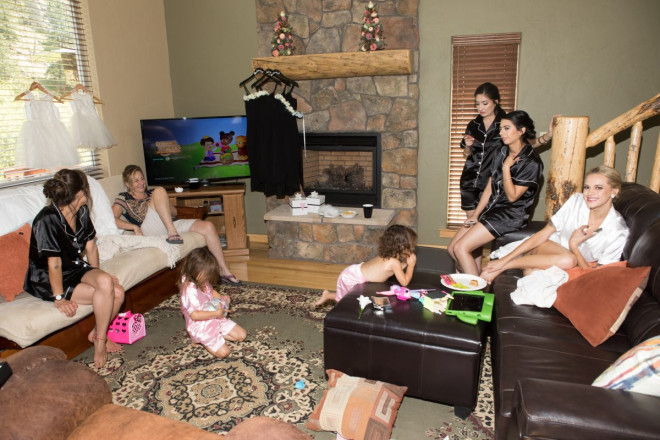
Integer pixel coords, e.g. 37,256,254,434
306,369,407,440
592,336,660,396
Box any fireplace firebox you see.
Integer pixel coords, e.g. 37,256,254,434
300,133,381,208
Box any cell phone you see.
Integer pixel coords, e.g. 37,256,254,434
447,294,485,312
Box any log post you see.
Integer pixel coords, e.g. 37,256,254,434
604,136,616,167
625,121,643,182
545,116,589,219
650,133,660,193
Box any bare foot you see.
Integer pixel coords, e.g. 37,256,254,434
314,290,336,307
88,329,123,353
93,337,108,368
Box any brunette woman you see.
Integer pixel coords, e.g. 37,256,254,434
449,110,544,276
24,169,125,368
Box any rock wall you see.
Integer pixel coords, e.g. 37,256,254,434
255,0,420,228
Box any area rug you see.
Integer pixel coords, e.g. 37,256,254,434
76,282,494,439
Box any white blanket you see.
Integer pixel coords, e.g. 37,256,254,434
510,265,569,308
96,234,180,268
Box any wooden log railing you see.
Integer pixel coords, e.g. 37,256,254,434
545,92,660,219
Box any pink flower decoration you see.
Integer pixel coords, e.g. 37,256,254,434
272,49,279,56
366,33,372,39
285,42,290,47
361,32,366,36
374,18,379,24
279,33,285,39
364,10,369,16
278,44,284,50
370,43,377,50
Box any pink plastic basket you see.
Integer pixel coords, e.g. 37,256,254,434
107,311,146,344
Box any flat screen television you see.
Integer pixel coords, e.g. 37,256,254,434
140,115,249,186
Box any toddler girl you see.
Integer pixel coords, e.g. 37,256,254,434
179,247,247,359
315,224,418,306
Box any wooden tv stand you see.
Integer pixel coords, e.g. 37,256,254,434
167,184,249,257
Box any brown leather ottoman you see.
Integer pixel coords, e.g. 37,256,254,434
323,272,488,418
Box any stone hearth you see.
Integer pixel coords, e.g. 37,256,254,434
256,0,419,263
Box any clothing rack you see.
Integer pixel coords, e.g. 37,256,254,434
14,81,64,103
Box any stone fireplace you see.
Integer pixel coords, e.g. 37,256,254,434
257,0,419,263
302,132,381,207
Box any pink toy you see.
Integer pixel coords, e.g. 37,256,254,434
376,285,435,301
107,311,146,344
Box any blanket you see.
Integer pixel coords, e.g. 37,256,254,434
96,234,180,268
510,265,569,308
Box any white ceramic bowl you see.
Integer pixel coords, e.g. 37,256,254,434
341,210,358,219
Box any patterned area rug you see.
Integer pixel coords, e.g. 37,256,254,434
76,282,494,439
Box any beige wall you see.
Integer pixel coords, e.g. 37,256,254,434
163,0,263,235
87,0,660,244
86,0,175,178
418,0,660,245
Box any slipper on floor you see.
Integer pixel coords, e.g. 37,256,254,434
221,274,242,285
166,234,184,244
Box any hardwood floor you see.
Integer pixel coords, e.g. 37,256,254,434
225,242,344,291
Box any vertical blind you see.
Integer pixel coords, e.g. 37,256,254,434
0,0,102,187
447,33,521,228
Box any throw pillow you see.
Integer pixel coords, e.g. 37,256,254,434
554,265,651,346
306,369,407,440
565,260,627,281
0,223,31,301
592,336,660,397
86,175,122,236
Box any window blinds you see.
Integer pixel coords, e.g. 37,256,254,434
0,0,102,187
447,33,521,228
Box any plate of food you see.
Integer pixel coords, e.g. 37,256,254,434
440,273,487,291
341,210,358,219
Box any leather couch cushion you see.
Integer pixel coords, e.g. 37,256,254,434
0,358,111,439
68,403,220,440
226,417,311,439
555,266,650,346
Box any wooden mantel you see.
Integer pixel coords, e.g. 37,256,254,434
251,49,412,81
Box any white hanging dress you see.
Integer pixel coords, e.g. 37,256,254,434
69,91,116,149
16,92,79,169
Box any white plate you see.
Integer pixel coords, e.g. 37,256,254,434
441,273,487,291
341,210,358,218
323,212,338,218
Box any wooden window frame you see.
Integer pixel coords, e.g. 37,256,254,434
445,33,521,230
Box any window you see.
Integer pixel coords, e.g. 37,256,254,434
0,0,101,186
447,33,521,228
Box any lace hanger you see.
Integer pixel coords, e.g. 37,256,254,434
61,83,104,104
14,81,64,103
252,69,282,92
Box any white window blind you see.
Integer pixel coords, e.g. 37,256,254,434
0,0,102,187
447,33,521,228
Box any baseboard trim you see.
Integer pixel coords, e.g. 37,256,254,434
248,233,268,244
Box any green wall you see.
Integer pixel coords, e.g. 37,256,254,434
163,0,660,244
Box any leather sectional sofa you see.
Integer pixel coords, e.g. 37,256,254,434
490,182,660,439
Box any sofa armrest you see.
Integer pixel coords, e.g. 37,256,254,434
4,345,66,384
510,378,660,440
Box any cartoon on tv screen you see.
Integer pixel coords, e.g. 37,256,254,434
140,116,249,185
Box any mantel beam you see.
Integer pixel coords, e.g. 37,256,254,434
251,49,413,81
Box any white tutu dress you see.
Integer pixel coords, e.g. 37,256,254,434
69,91,116,149
16,92,79,169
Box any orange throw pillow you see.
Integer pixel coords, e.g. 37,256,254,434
555,265,650,347
0,223,31,301
306,369,407,440
565,260,628,282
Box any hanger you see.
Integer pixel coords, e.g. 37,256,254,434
252,69,282,92
14,81,63,103
239,68,265,93
271,70,298,93
61,83,104,104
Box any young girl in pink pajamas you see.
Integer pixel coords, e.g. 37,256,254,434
179,248,247,359
315,225,418,306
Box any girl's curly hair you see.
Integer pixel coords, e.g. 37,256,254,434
378,224,417,262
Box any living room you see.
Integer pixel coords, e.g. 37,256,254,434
1,1,660,439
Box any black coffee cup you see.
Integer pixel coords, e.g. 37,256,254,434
363,204,373,218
